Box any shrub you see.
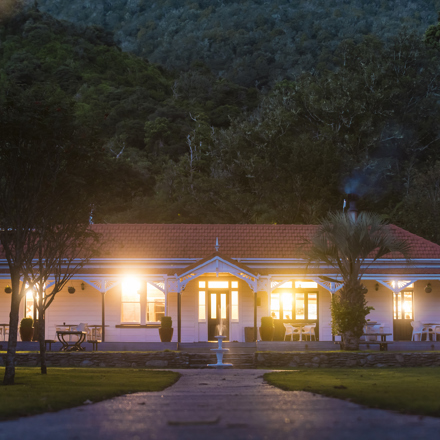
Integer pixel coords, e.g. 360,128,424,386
20,317,34,329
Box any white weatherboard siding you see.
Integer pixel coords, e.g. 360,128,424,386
3,274,440,344
414,280,440,323
45,284,101,340
363,281,393,335
319,287,332,341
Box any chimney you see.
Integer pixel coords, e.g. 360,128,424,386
346,194,358,221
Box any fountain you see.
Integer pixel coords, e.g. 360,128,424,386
207,308,233,368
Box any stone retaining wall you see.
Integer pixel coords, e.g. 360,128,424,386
2,351,440,368
255,352,440,368
0,352,190,369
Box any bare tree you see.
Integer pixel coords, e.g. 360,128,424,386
24,222,100,374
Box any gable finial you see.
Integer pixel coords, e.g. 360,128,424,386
215,237,220,252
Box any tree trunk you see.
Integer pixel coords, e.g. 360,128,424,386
3,276,21,385
340,331,360,350
38,312,47,375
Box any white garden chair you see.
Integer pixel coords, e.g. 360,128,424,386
411,321,430,341
283,323,300,341
302,323,316,341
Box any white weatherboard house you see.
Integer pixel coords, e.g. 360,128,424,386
1,223,440,343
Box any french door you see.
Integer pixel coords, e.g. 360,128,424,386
208,291,229,341
393,290,413,340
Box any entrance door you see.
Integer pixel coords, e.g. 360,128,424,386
393,290,413,340
208,291,229,341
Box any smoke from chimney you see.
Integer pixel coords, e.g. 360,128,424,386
346,193,358,221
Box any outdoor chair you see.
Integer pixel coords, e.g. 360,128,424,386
434,326,440,342
302,324,316,341
283,323,300,341
362,323,384,341
411,321,430,341
76,323,89,341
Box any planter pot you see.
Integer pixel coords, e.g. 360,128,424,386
20,327,34,342
159,327,174,342
259,326,274,341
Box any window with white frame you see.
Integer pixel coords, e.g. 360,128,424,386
146,283,165,323
121,278,141,323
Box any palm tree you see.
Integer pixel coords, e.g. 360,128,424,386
307,211,411,350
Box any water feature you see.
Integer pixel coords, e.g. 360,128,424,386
207,306,233,368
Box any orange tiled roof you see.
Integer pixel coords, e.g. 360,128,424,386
91,224,440,260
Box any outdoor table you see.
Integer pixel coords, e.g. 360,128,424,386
0,324,9,341
286,323,315,341
362,332,392,342
56,331,87,352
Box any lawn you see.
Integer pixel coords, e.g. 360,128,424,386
0,368,180,420
265,368,440,417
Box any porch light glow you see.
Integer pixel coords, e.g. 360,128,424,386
295,281,318,289
278,281,292,289
123,277,141,295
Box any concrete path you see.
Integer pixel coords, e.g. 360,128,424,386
1,369,439,440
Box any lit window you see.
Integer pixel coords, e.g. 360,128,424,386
295,293,305,319
271,293,280,319
282,292,293,319
199,281,206,288
25,289,35,319
308,293,317,320
146,283,165,323
231,291,238,321
295,281,318,289
231,281,238,288
208,281,229,288
199,291,206,321
121,278,141,323
278,281,292,288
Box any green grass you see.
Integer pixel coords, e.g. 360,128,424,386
265,368,440,417
0,368,180,420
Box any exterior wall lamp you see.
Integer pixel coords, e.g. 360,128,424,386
425,283,432,293
4,285,12,294
81,282,85,291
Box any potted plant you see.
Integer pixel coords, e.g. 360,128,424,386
159,316,173,342
20,317,34,342
259,316,274,341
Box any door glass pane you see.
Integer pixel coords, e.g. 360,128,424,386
211,294,217,319
25,290,34,319
308,293,317,320
198,291,206,321
271,293,280,319
231,291,238,320
221,294,226,319
393,293,398,319
282,292,292,319
295,293,305,320
402,291,413,319
208,281,229,288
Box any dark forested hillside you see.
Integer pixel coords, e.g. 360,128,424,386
3,3,440,245
33,0,439,87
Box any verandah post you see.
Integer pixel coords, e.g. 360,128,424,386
253,291,257,342
177,290,181,349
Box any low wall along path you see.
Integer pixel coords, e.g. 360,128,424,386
2,351,440,368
